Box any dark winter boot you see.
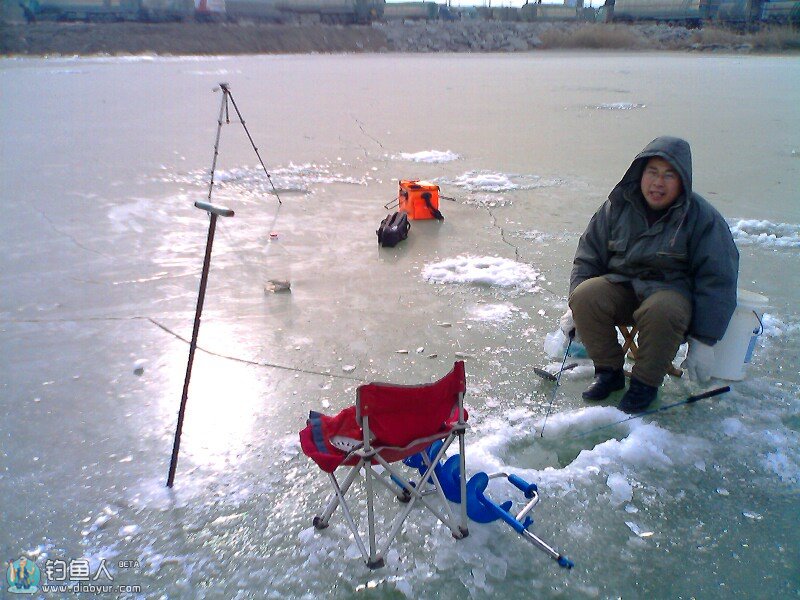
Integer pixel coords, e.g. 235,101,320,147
581,368,626,401
619,378,658,413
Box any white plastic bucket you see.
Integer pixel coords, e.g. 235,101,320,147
710,289,768,380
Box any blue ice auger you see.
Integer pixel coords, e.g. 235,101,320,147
401,442,574,569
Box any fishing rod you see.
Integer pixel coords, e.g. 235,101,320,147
571,385,731,440
539,331,574,437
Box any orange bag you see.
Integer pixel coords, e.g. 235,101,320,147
398,180,443,221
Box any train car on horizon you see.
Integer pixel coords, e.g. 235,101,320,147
382,1,438,21
759,0,800,23
273,0,383,24
20,0,194,21
598,0,800,24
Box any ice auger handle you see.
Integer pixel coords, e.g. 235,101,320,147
194,201,234,217
472,473,574,569
508,474,538,498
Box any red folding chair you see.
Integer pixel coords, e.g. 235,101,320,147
299,361,469,569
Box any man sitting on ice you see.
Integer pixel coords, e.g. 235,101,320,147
561,136,739,413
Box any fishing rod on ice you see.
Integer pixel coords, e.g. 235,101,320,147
571,385,731,440
539,330,575,437
209,82,283,206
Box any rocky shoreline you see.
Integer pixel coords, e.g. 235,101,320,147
2,21,798,57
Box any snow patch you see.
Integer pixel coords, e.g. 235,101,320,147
439,170,564,193
761,313,800,338
729,219,800,249
392,149,461,163
593,102,647,110
422,256,541,290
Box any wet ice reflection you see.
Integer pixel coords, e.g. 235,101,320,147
161,324,264,472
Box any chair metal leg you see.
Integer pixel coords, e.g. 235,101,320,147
364,463,381,568
457,430,469,537
324,469,371,563
315,465,362,528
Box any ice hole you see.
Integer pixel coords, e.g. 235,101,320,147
509,425,629,470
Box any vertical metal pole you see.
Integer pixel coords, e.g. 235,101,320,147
166,210,219,488
457,393,468,534
206,86,229,203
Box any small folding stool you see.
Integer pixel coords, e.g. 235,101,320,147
299,361,469,569
618,325,683,377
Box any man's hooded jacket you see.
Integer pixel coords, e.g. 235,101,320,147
569,136,739,343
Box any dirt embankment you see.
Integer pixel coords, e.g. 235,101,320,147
1,20,799,57
0,22,389,56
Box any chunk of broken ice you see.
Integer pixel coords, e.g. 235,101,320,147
607,473,633,506
625,521,654,537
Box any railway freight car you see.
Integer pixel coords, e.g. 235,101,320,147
223,0,280,22
604,0,709,24
382,1,438,20
273,0,382,24
760,0,800,22
21,0,194,21
713,0,762,23
520,2,582,21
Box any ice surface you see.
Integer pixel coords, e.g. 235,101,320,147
468,303,524,322
162,162,367,195
4,53,799,600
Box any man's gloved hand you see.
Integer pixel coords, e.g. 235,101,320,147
681,337,716,383
559,309,576,339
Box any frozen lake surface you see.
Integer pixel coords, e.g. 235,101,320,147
1,52,799,598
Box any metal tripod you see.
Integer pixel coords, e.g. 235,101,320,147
166,83,280,487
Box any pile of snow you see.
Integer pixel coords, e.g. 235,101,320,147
728,219,800,249
422,256,541,291
439,170,563,193
761,313,800,338
593,102,647,110
392,150,461,163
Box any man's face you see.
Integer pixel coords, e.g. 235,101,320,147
640,157,683,210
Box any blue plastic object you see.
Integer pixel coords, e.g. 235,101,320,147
567,340,588,358
508,474,538,498
401,445,574,569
